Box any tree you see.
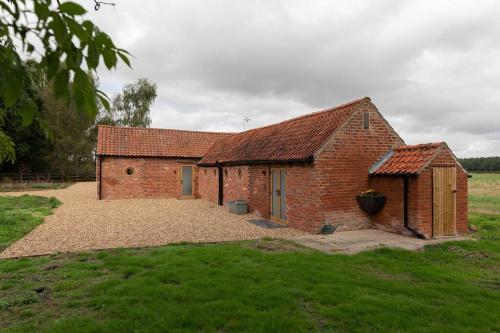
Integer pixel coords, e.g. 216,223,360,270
0,0,130,163
459,157,500,172
112,78,157,127
40,81,95,176
0,60,52,173
0,104,52,175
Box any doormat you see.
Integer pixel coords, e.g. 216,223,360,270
248,219,284,229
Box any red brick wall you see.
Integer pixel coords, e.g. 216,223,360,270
313,100,404,232
197,163,322,232
455,162,469,234
198,166,251,204
248,165,271,218
368,175,428,237
285,164,323,231
409,170,431,237
369,176,406,233
198,166,218,203
198,165,271,219
222,166,250,203
98,157,199,199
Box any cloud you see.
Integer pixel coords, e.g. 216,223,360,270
85,0,500,157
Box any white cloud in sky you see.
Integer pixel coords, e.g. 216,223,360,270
82,0,500,157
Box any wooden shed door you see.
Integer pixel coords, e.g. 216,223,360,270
432,167,456,237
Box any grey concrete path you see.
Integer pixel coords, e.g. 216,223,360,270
291,229,471,254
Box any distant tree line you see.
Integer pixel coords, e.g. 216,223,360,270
0,64,157,179
459,157,500,172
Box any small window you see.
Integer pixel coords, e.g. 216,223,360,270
363,112,370,129
238,168,242,179
262,170,266,176
213,169,216,176
126,167,134,175
204,169,207,175
224,169,228,177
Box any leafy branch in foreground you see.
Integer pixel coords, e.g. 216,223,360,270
0,0,131,163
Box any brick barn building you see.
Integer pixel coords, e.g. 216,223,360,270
96,97,468,238
96,128,233,199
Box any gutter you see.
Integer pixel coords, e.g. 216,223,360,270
403,176,426,239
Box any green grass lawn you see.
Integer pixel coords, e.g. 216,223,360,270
0,175,499,332
0,195,60,251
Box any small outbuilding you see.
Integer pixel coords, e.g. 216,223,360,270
96,97,468,238
369,142,468,238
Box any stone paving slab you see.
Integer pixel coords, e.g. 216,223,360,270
291,229,472,254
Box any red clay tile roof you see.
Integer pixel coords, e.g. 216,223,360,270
199,97,369,165
97,126,233,158
370,142,444,175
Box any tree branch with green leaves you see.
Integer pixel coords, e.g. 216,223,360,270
0,0,130,163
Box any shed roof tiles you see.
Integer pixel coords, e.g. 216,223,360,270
370,142,444,175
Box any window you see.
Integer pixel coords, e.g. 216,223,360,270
224,169,228,177
126,167,134,175
213,169,216,176
204,169,207,175
238,168,242,179
363,112,370,130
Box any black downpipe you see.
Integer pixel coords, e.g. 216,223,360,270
98,156,102,200
217,161,223,206
404,176,426,239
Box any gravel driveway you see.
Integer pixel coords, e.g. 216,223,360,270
0,182,304,258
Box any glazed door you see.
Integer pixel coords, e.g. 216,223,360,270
271,169,287,223
432,167,456,237
181,166,193,197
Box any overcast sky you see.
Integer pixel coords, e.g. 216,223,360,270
84,0,500,157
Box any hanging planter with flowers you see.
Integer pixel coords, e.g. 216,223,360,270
356,189,386,215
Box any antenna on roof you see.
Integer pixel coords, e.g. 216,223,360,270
243,116,250,130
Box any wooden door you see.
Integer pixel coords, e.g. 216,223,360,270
432,167,456,237
181,166,193,197
271,169,287,223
